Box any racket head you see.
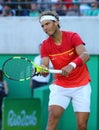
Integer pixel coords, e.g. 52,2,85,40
2,56,37,81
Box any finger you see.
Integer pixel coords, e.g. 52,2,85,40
65,72,68,76
61,70,68,76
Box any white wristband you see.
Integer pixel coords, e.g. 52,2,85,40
69,62,77,69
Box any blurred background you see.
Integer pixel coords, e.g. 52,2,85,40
0,0,99,130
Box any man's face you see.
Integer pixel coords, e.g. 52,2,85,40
41,20,59,36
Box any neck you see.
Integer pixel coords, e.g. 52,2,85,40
51,30,62,45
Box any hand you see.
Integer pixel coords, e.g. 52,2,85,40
61,64,74,76
40,65,49,77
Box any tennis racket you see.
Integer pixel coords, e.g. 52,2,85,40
2,56,62,81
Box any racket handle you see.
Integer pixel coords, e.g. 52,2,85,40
48,69,62,74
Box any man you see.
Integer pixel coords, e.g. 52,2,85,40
39,11,91,130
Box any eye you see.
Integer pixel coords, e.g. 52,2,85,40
46,22,49,25
41,22,50,28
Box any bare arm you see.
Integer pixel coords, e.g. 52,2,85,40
61,44,90,76
3,80,8,95
41,57,50,68
40,57,50,76
75,44,90,64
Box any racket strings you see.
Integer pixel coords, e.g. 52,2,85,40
3,58,33,80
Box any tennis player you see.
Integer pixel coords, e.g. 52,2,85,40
39,11,91,130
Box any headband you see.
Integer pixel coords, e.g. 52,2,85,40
40,15,57,22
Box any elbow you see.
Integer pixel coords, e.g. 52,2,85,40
83,52,90,62
88,54,90,61
87,53,90,61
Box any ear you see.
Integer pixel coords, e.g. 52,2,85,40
55,20,59,26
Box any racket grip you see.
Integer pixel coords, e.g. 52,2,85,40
48,69,62,74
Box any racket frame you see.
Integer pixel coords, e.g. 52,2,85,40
2,56,62,81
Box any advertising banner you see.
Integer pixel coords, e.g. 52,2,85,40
2,98,41,130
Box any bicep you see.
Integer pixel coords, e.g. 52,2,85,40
75,44,87,55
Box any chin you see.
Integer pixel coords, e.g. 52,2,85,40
47,33,54,36
46,33,51,36
46,31,53,36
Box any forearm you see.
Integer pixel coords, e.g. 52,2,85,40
79,52,90,64
41,57,49,68
73,44,90,67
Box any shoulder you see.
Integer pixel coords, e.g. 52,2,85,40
42,37,52,49
62,31,82,41
42,37,51,44
62,30,78,36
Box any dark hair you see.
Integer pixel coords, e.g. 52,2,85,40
39,10,60,28
0,70,3,81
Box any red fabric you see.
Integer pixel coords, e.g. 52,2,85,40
63,0,73,9
41,31,91,88
73,57,83,67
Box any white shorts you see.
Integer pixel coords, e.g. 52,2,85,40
49,83,91,112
